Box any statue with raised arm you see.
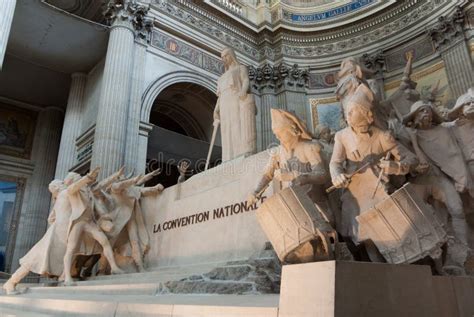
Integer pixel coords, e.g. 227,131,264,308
99,168,163,273
213,47,257,161
3,179,71,294
63,167,124,286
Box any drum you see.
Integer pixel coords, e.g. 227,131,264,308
356,183,447,264
256,186,336,263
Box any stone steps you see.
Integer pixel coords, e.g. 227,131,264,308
0,292,279,317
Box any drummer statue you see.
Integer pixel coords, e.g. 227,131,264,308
248,108,336,263
330,84,419,259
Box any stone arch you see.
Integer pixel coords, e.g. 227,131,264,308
141,70,217,123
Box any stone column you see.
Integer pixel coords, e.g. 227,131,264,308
55,73,87,179
0,0,16,70
430,7,474,97
249,63,309,151
124,40,148,175
90,0,151,179
136,121,153,175
11,107,63,271
362,50,386,101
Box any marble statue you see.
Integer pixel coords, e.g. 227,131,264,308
213,47,257,161
447,88,474,196
330,84,418,246
248,109,336,262
177,160,190,184
99,169,163,273
2,179,71,294
335,57,388,129
63,167,124,286
403,100,472,250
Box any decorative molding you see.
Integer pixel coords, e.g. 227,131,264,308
248,63,309,91
384,36,434,72
150,30,224,76
384,61,445,91
282,0,377,24
429,6,466,52
308,71,338,89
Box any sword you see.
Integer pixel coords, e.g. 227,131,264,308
205,120,219,171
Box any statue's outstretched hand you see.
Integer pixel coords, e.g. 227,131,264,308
247,193,258,206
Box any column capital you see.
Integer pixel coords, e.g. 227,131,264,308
362,50,385,78
249,63,309,92
429,6,466,52
103,0,153,41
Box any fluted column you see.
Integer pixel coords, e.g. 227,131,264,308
11,107,63,271
0,0,16,70
55,73,87,179
90,1,151,178
430,7,474,97
124,40,147,174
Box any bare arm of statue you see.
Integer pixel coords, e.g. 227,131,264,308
92,166,125,192
136,168,161,186
140,184,165,196
111,175,141,193
68,167,100,195
247,154,279,204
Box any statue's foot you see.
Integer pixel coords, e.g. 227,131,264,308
2,282,19,295
442,265,466,276
111,267,125,275
63,279,76,287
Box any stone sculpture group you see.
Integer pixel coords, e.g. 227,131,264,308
3,46,473,294
3,167,164,294
249,55,474,275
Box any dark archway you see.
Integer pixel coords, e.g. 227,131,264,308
146,82,221,187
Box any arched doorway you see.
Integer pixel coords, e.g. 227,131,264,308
146,82,221,187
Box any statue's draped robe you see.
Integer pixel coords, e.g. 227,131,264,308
19,190,72,276
217,65,256,161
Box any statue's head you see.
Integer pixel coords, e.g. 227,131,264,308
221,47,238,70
271,109,312,146
315,124,331,143
64,172,81,186
449,88,474,120
403,100,443,129
48,179,65,196
346,85,374,133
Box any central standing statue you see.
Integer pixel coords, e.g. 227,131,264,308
213,47,257,161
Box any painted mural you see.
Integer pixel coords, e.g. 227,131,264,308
0,103,37,159
310,97,343,133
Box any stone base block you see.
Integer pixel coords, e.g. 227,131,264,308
279,261,474,317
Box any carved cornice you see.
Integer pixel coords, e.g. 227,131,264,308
152,0,455,61
248,63,309,91
104,0,153,40
429,6,466,52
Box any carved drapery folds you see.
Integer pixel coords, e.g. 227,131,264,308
248,63,309,92
104,0,153,41
429,6,465,52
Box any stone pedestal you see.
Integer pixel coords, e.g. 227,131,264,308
0,0,16,70
55,73,87,179
279,261,474,317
